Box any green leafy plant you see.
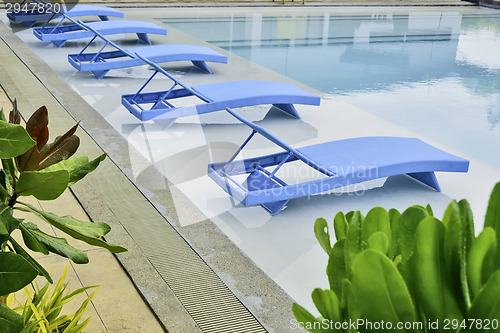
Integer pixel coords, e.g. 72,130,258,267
6,263,98,333
293,182,500,333
0,101,126,331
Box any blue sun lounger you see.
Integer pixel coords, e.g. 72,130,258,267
208,110,470,214
121,53,320,127
66,24,227,78
33,20,167,47
7,3,124,27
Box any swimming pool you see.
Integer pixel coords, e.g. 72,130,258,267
5,6,500,321
160,11,500,169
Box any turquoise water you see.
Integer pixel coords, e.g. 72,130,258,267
159,12,500,168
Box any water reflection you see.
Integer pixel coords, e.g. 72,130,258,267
161,12,500,167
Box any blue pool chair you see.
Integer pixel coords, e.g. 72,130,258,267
208,109,470,214
67,23,227,78
121,53,320,128
7,3,124,27
33,20,167,47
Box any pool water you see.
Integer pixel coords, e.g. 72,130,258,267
160,12,500,168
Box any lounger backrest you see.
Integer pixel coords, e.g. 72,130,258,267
77,20,135,58
134,52,212,103
225,108,334,176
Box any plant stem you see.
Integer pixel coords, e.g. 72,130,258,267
8,193,17,208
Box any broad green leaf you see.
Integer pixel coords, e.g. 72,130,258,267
314,218,331,255
362,207,391,246
43,154,106,186
0,171,7,204
426,204,434,216
389,208,401,258
0,204,23,244
0,121,36,159
413,217,463,322
24,223,89,264
291,303,331,333
399,206,428,263
24,204,126,253
2,159,16,195
352,250,416,329
0,302,23,333
68,153,105,186
344,211,363,276
342,279,359,333
442,200,467,313
326,239,347,297
15,169,69,200
25,204,109,237
311,288,341,322
485,182,500,268
9,235,52,283
345,211,354,223
333,211,348,240
367,231,389,255
458,199,475,309
467,227,497,298
19,223,49,254
468,270,500,333
485,182,500,233
0,252,37,295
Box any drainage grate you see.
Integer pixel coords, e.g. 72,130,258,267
112,205,267,333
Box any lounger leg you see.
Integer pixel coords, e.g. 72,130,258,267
191,61,212,74
407,171,441,192
98,15,110,21
244,170,289,215
272,103,301,119
91,70,110,79
52,40,66,48
136,33,152,45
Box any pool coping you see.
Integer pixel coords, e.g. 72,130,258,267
0,11,299,333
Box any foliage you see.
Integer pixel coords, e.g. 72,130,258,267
0,101,126,331
6,263,98,333
293,182,500,333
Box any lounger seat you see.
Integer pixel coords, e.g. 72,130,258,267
121,53,319,126
7,4,124,27
68,44,228,78
33,20,167,47
122,80,320,125
208,112,470,214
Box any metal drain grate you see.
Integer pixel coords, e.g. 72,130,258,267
112,206,267,333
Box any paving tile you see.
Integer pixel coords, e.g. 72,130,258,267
71,249,165,333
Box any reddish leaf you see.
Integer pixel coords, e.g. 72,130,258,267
39,135,80,170
26,106,48,137
9,99,21,125
40,123,79,161
30,122,50,150
16,146,41,172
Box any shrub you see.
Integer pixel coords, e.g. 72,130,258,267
293,182,500,333
0,101,126,332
